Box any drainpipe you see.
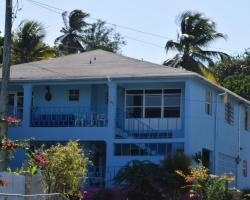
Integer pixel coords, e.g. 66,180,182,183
214,92,227,174
235,103,242,188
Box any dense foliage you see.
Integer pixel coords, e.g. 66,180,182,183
176,165,234,200
164,11,230,82
114,153,191,200
212,52,250,100
11,20,55,64
83,20,125,53
40,141,88,198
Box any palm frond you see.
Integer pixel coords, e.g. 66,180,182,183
69,10,90,32
163,54,183,68
165,40,183,53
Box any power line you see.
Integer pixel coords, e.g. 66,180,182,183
24,0,244,54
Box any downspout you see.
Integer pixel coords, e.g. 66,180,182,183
214,92,227,174
213,94,218,174
236,103,242,188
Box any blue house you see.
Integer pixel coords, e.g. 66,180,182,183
6,50,250,188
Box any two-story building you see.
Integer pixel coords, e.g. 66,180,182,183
4,50,250,188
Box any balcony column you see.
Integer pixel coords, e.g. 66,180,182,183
184,80,190,154
107,82,117,130
22,84,32,128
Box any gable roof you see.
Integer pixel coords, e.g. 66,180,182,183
6,49,194,81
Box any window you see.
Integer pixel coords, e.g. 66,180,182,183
243,160,248,177
225,102,234,124
245,109,250,131
68,89,80,101
125,89,181,118
145,90,162,118
205,90,212,115
163,89,181,118
114,143,183,156
126,90,143,118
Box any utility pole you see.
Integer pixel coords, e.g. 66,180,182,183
0,0,13,170
0,0,13,137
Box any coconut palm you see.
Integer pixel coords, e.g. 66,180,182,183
55,10,89,54
164,11,230,82
12,20,54,64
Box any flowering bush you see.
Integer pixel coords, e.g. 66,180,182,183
0,116,21,125
32,153,49,166
0,179,7,186
176,165,234,200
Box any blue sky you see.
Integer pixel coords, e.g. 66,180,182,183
1,0,250,64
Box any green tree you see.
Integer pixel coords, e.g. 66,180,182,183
212,51,250,100
83,20,125,53
55,10,89,54
164,11,230,82
41,141,88,198
11,20,54,64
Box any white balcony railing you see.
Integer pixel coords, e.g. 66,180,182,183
31,106,108,127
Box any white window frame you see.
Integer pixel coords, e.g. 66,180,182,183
225,101,234,125
68,89,80,102
245,109,250,132
124,88,182,119
243,160,248,177
205,90,212,115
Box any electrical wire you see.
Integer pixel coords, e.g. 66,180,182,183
24,0,243,54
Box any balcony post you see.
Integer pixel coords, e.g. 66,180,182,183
108,82,117,130
22,84,32,128
184,80,190,154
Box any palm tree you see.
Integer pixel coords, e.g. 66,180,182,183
164,11,230,82
55,10,89,54
12,20,54,64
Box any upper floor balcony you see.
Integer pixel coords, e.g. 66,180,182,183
8,82,185,139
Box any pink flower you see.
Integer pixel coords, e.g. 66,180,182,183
185,177,194,183
0,179,8,186
33,154,49,166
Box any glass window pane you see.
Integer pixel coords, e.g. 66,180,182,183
164,107,180,118
164,94,180,107
114,144,121,156
126,90,143,94
164,89,181,94
126,95,143,106
145,107,161,118
126,107,143,118
145,95,161,106
148,143,157,155
167,144,172,154
145,89,162,94
131,144,140,155
122,144,130,155
158,144,166,155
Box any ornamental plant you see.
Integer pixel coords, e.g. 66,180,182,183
40,141,88,199
176,165,234,200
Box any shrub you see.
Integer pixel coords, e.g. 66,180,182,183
90,189,115,200
41,141,88,198
113,160,162,200
176,165,234,200
161,152,191,174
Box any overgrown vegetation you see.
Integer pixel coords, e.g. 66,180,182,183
40,141,88,199
114,152,191,200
